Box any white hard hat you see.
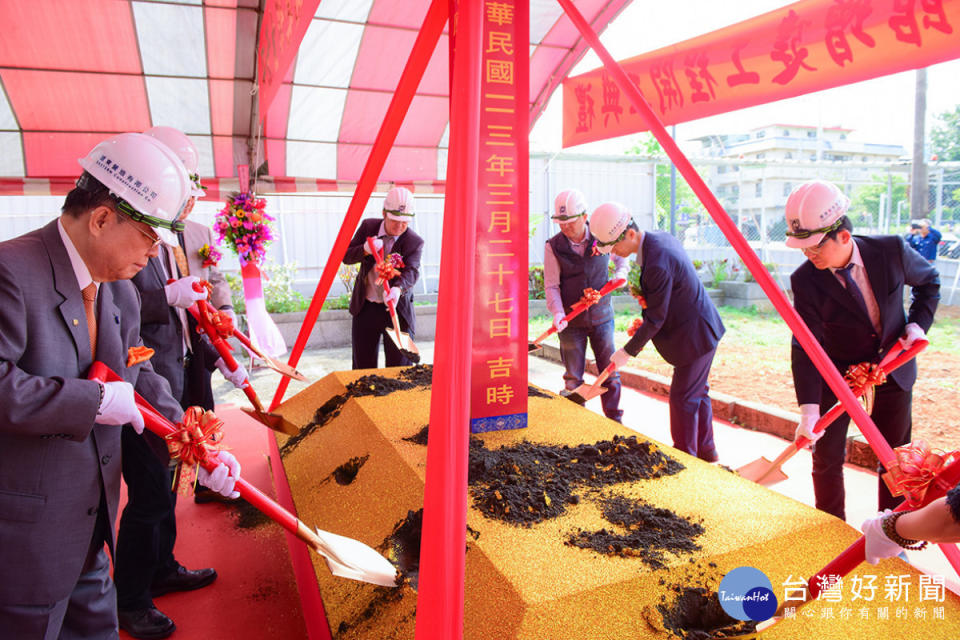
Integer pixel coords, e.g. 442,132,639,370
383,187,415,222
589,202,633,254
144,126,205,197
78,132,191,245
553,189,587,220
784,180,850,249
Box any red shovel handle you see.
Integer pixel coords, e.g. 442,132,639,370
88,361,299,535
794,338,929,449
535,278,627,345
367,237,402,318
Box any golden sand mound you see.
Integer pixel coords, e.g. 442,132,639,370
272,366,960,639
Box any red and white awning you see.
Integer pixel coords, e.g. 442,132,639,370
0,0,631,195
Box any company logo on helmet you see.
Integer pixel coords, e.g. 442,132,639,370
790,219,802,233
96,154,157,203
559,205,566,213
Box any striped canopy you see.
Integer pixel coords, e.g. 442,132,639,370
0,0,631,196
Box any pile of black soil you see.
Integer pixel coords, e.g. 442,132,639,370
468,435,684,526
658,586,756,640
566,494,704,569
527,385,554,399
397,364,433,387
333,455,369,485
281,370,432,457
403,424,430,446
385,509,423,589
229,498,273,530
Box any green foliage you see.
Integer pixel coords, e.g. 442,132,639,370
626,261,643,297
931,104,960,162
224,260,310,315
744,261,777,284
850,174,909,225
705,258,730,288
322,293,352,310
338,263,359,295
626,133,701,231
529,265,545,299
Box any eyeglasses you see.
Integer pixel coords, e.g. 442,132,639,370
115,210,162,248
801,234,832,255
785,218,844,240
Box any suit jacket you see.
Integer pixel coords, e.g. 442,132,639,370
131,252,220,415
623,231,725,367
0,220,182,605
790,235,940,405
181,219,232,310
343,218,424,335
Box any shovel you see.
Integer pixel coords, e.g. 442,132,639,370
231,323,308,382
88,361,398,587
186,292,299,436
565,362,616,405
737,338,929,486
528,278,626,353
367,237,420,363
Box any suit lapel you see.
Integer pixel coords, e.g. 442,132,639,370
813,259,870,321
857,238,888,326
40,222,90,365
95,282,123,371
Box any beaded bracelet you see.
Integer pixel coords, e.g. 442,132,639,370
96,382,105,416
881,511,929,551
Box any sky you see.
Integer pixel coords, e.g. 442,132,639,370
529,0,960,155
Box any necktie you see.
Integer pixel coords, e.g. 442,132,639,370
82,283,97,358
173,232,189,277
838,264,869,319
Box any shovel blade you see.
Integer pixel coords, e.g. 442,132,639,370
736,457,789,487
528,341,543,353
240,407,300,436
260,354,308,382
314,528,398,587
385,328,421,364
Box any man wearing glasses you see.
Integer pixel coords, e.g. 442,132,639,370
590,202,725,462
784,180,939,521
0,133,241,638
544,189,629,421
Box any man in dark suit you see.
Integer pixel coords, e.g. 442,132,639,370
590,202,725,462
0,133,240,639
343,186,424,369
785,180,939,521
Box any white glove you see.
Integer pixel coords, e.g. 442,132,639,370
364,237,384,255
795,404,824,448
164,275,208,309
862,510,905,565
385,286,401,307
215,357,249,389
97,381,145,434
198,450,241,499
899,322,926,350
609,348,632,370
552,312,568,333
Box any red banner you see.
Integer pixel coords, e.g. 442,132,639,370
257,0,321,119
470,0,529,433
563,0,960,147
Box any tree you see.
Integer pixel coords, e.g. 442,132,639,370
625,133,702,235
850,174,909,231
931,104,960,162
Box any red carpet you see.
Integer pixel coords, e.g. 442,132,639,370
117,404,318,640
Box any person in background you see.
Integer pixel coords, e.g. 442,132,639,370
784,180,938,522
0,132,240,639
117,131,249,639
906,218,942,263
343,186,424,369
589,202,725,462
545,188,628,422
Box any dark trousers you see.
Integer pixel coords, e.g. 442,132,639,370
115,427,179,611
812,378,911,521
668,347,719,462
558,319,623,421
351,299,412,369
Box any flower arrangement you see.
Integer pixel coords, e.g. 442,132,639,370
627,317,644,337
198,243,222,268
375,253,405,285
213,191,274,264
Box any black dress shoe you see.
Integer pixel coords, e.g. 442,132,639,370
118,607,176,640
150,565,217,597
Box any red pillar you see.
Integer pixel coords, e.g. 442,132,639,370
414,0,482,637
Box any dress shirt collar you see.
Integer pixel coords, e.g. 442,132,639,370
58,217,98,294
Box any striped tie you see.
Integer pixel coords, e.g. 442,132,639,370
82,283,97,358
